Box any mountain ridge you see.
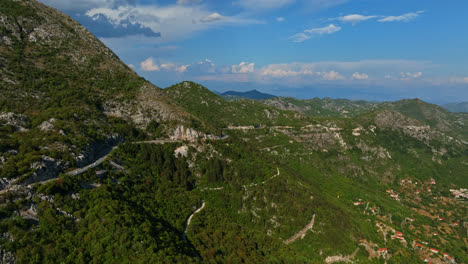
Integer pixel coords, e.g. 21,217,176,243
0,1,466,263
221,89,276,100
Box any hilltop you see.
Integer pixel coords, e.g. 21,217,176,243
0,1,467,264
221,89,276,100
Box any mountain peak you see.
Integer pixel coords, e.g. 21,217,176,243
221,90,276,100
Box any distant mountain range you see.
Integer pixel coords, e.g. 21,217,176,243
442,102,468,113
221,90,276,100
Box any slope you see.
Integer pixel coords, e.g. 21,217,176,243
164,81,305,129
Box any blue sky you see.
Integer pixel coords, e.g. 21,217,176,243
40,0,468,103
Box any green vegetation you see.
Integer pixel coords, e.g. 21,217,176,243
0,1,466,263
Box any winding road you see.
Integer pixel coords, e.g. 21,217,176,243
284,214,316,245
183,201,206,241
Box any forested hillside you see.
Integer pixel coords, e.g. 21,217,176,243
0,1,466,263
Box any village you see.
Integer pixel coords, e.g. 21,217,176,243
352,178,463,263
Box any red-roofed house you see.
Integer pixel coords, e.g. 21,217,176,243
377,248,388,256
430,248,439,254
442,253,453,260
395,231,403,236
414,243,423,248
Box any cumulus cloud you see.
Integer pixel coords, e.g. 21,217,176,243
140,58,219,74
85,5,259,42
336,14,377,25
260,64,344,81
141,57,160,71
232,62,255,73
160,63,188,73
378,10,424,23
321,70,344,80
290,24,341,42
200,12,225,23
276,17,285,22
260,64,315,78
352,72,369,80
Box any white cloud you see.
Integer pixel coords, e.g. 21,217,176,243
128,64,135,68
200,12,225,23
86,5,260,42
401,72,423,79
289,33,312,43
290,24,341,42
276,17,285,22
378,11,424,23
321,70,344,80
232,62,255,73
141,57,160,71
39,0,119,12
176,0,201,4
352,72,369,80
305,24,341,34
160,63,189,73
336,14,377,25
260,64,315,78
236,0,295,10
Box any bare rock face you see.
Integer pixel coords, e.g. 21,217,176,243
170,125,202,141
0,112,28,131
19,203,38,221
0,250,15,264
24,156,63,184
73,134,123,167
38,118,55,132
174,145,189,158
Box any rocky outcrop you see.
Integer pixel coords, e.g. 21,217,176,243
24,156,63,185
170,125,202,141
73,134,123,167
174,145,189,158
19,203,38,221
0,112,28,131
0,250,15,264
38,118,55,132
